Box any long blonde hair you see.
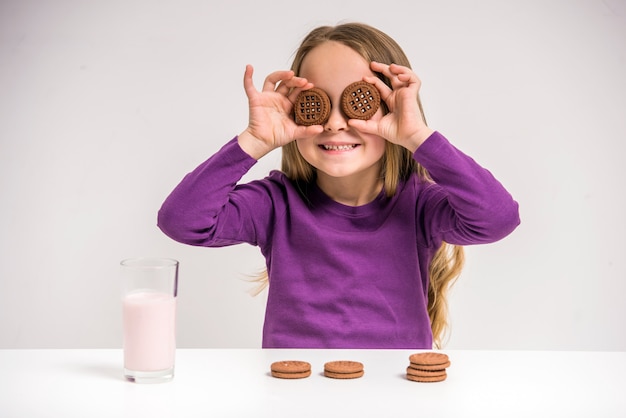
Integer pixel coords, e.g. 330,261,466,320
256,23,464,349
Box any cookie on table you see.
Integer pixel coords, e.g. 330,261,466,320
409,352,451,370
270,360,312,379
324,360,364,379
406,366,448,383
407,352,450,383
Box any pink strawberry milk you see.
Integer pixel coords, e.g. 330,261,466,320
120,258,178,383
123,291,176,372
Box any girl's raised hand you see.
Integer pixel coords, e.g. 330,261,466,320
349,62,434,152
238,65,324,160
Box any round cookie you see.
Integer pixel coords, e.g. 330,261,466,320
323,360,364,379
294,87,331,126
409,352,450,369
324,360,364,373
272,370,312,379
406,352,450,383
270,360,312,379
409,360,451,371
324,370,365,379
341,81,380,120
406,367,447,379
406,372,447,383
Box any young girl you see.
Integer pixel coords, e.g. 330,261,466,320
158,23,519,349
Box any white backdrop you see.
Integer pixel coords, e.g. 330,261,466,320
1,0,625,350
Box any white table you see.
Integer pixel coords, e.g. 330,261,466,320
0,349,624,417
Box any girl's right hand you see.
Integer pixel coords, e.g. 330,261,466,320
238,65,324,160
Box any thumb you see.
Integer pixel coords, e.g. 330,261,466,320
348,119,380,136
294,124,324,140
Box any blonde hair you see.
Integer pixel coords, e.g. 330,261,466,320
256,22,464,349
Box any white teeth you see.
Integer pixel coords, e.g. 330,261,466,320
323,144,357,151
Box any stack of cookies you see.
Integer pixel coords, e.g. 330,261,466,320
270,360,312,379
323,360,365,379
406,352,450,383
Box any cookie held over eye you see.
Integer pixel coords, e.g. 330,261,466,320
341,81,380,120
294,87,331,126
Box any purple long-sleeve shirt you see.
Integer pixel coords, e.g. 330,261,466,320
158,131,520,348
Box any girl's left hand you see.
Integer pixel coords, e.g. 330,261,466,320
349,62,434,152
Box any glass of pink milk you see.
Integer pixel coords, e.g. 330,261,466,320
120,257,178,383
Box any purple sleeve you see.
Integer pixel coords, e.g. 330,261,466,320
157,137,267,247
414,131,520,246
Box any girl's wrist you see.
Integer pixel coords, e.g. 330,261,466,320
237,129,272,160
403,127,434,153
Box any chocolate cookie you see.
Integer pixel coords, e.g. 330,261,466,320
341,81,380,120
294,87,331,126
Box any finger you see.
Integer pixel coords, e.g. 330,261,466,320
275,80,291,96
372,64,405,90
277,76,312,96
243,64,258,99
363,75,393,103
387,63,414,75
370,60,388,72
393,68,420,84
286,82,315,103
370,61,396,79
262,70,295,92
371,62,418,89
388,64,421,89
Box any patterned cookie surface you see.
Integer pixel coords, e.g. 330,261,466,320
270,360,312,379
324,360,364,374
323,360,364,379
294,88,331,126
409,352,450,367
341,81,380,120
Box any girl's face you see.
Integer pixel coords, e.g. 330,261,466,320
296,41,386,182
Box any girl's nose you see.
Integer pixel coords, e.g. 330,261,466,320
324,104,348,132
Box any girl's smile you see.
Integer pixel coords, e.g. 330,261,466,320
319,143,359,152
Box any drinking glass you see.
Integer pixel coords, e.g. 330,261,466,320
120,257,178,383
